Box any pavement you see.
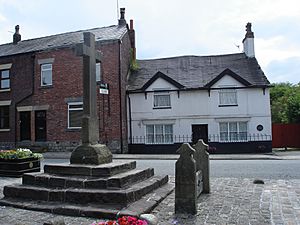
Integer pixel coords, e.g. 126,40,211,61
0,150,300,225
42,150,300,160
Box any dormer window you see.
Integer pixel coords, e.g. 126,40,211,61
153,91,171,109
0,70,10,89
41,64,52,86
219,88,237,106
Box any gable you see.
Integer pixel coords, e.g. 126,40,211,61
141,71,184,91
204,69,252,88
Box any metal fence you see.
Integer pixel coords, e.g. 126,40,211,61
129,134,271,144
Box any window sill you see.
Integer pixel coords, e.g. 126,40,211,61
153,106,171,109
66,128,81,132
219,140,249,143
0,129,10,132
145,143,174,145
218,104,238,107
0,88,11,92
40,85,53,89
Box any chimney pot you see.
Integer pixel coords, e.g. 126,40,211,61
242,22,255,57
120,8,125,19
245,22,254,38
118,8,126,26
130,19,134,30
13,24,21,44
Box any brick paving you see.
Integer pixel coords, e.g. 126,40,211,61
1,177,300,225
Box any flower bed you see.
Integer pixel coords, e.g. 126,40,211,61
0,148,43,160
0,148,42,177
93,216,148,225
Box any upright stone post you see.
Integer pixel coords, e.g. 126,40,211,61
175,143,197,214
194,139,210,193
70,32,112,165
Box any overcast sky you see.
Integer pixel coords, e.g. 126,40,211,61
0,0,299,84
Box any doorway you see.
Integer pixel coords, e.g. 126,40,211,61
35,110,46,141
20,111,31,141
192,124,208,144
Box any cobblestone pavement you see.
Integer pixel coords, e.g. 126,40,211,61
152,178,300,225
1,177,300,225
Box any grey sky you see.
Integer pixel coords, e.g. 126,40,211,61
0,0,299,84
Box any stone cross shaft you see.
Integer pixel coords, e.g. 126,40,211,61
76,32,102,145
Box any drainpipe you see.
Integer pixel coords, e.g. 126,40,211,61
128,94,132,144
14,53,35,146
118,40,123,154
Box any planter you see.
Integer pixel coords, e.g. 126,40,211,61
0,157,41,177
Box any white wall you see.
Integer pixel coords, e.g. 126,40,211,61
128,75,272,141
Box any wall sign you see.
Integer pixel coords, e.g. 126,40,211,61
99,83,109,95
257,124,263,131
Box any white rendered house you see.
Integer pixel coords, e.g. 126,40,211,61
127,23,272,153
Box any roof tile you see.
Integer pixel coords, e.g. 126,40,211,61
0,25,127,57
128,53,270,91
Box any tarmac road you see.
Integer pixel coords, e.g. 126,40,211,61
42,158,300,179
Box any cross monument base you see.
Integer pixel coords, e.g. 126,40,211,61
70,143,112,165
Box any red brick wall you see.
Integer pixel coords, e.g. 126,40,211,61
1,29,132,152
0,53,34,147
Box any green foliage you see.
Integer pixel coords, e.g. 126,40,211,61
130,59,139,72
270,82,300,123
130,48,139,72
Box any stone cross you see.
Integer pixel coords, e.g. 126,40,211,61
194,139,210,193
75,32,102,144
70,32,112,165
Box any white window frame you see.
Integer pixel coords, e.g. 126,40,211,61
153,92,171,108
96,62,101,82
0,69,10,90
219,121,248,142
219,88,237,106
41,63,52,86
67,102,83,129
145,124,173,144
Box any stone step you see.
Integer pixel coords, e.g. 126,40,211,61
4,175,169,205
44,160,136,177
0,183,174,219
22,168,155,189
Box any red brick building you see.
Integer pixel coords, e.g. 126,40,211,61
0,9,134,153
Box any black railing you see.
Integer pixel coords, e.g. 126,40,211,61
129,134,271,144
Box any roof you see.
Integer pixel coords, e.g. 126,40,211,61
0,25,127,57
128,53,271,92
141,71,185,90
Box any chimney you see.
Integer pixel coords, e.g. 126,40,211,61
118,8,126,26
13,25,21,44
129,19,136,60
242,22,255,57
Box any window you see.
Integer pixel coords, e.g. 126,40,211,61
146,124,173,144
0,106,9,129
153,92,171,108
96,62,101,82
219,122,247,142
219,89,237,106
41,64,52,86
68,102,83,129
0,70,10,89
